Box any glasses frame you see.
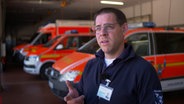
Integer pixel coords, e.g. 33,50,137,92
93,23,119,34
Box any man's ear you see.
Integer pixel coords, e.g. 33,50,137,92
122,23,128,33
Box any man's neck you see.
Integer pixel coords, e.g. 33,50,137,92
105,44,124,59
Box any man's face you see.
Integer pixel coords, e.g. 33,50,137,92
95,13,125,56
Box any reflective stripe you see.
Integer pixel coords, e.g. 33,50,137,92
153,62,184,68
166,62,184,67
41,54,60,58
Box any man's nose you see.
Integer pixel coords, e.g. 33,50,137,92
99,28,108,35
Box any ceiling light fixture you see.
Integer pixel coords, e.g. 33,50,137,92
100,0,124,5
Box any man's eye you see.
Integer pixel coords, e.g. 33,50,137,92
106,25,114,30
95,27,101,31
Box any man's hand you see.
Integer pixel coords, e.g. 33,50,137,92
64,80,85,104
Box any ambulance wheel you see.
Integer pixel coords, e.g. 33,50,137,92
40,62,54,80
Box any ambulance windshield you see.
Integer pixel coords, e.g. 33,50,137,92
77,38,100,54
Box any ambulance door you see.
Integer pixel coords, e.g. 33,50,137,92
153,32,184,91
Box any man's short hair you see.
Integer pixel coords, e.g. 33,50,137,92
94,7,127,25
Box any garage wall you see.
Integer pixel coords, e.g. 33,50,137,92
121,0,184,27
0,0,3,57
0,0,2,42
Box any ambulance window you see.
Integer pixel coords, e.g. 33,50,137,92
66,37,77,48
34,33,51,45
78,36,94,47
29,32,39,43
43,35,61,47
155,33,184,54
126,33,149,56
66,36,94,49
78,38,99,54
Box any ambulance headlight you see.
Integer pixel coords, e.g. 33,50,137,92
29,55,39,62
19,48,24,54
22,52,28,56
59,71,80,82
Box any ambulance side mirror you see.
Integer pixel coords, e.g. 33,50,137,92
56,44,64,50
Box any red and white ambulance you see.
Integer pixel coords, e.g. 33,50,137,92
47,22,184,98
23,33,95,79
13,20,92,61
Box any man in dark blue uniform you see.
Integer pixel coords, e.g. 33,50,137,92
64,7,163,104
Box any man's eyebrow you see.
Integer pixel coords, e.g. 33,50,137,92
95,23,115,26
95,24,101,27
104,23,116,25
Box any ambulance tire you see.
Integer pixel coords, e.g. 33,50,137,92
40,62,54,80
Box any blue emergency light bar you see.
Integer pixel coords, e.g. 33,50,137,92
65,30,79,34
128,22,156,29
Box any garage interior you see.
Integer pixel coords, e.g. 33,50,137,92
0,0,184,104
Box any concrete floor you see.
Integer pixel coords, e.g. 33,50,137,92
1,62,184,104
0,63,66,104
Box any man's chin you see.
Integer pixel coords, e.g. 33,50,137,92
101,48,110,53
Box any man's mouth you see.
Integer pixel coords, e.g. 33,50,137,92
101,40,109,45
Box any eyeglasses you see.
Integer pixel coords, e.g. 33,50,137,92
93,23,118,34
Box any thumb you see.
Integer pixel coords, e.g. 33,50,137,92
65,80,79,98
66,80,74,91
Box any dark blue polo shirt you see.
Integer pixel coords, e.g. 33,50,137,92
76,44,163,104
